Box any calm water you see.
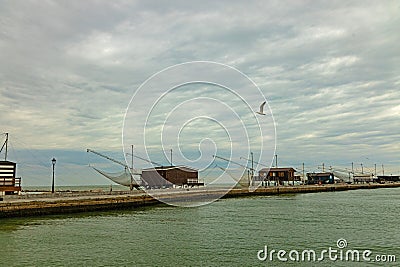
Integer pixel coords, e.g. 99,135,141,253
0,188,399,266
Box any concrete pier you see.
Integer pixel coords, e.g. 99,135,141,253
1,183,400,218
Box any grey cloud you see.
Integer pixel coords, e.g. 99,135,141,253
0,0,399,184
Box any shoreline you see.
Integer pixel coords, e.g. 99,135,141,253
1,183,400,218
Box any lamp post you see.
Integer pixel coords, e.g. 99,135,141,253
51,158,56,193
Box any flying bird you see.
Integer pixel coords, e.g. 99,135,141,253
256,101,266,115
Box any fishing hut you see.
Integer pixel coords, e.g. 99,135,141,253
258,167,297,185
353,174,373,184
306,172,335,185
141,166,203,188
375,175,400,183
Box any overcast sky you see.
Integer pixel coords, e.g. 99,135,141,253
1,1,399,186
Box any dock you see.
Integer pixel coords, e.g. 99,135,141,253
1,183,400,218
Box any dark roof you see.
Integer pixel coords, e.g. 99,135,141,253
0,160,16,165
377,175,400,178
259,167,296,172
307,172,333,177
143,165,198,172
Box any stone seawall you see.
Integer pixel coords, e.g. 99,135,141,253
0,194,159,218
1,183,399,218
225,182,400,198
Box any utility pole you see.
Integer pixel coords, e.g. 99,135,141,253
351,162,354,173
170,149,173,166
322,163,325,172
131,145,134,170
361,163,363,174
302,163,305,185
251,152,254,186
382,164,385,176
251,152,254,176
130,145,134,190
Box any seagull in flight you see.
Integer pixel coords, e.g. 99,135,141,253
256,101,266,115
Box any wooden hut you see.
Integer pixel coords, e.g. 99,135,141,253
258,167,297,185
141,166,203,188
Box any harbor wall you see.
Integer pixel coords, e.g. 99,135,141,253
1,183,400,218
225,182,400,198
0,194,159,218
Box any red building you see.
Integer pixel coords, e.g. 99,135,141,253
258,167,297,185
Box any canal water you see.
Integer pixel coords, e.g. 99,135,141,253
0,188,399,266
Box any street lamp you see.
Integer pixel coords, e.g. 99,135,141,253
51,158,56,193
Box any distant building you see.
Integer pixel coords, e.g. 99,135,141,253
258,167,297,185
306,172,334,185
353,174,373,184
141,166,203,188
0,160,21,195
374,175,400,183
377,175,400,182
